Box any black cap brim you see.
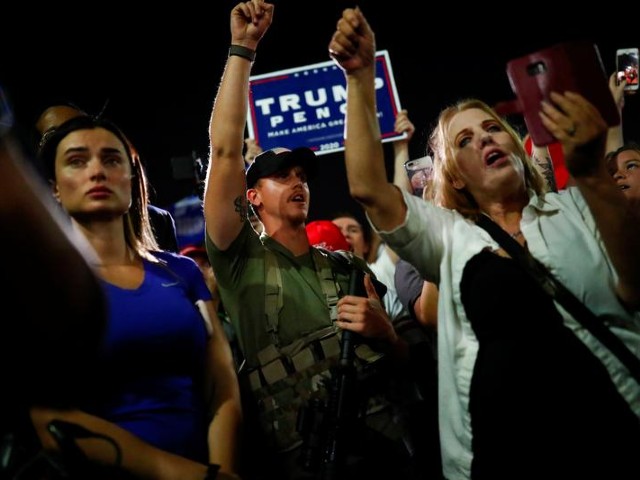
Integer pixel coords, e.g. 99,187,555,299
246,147,317,188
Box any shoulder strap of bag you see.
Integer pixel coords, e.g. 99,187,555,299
477,214,640,385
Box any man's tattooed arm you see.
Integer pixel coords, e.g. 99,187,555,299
234,196,247,223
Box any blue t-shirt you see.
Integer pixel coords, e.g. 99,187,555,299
87,251,212,462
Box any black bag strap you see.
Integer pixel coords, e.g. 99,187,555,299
477,214,640,384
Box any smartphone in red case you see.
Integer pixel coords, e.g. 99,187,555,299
497,41,619,146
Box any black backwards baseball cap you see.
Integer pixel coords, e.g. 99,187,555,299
246,147,318,188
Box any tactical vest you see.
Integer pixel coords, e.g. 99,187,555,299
245,246,386,452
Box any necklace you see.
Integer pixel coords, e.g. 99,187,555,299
480,212,523,240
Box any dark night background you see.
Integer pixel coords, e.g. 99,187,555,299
2,2,638,222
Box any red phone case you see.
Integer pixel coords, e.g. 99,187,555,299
496,41,620,146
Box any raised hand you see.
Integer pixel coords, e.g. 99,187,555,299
230,0,274,49
609,71,626,114
244,137,262,166
394,109,415,141
328,7,375,74
539,91,607,177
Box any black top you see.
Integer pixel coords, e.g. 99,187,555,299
148,204,179,252
461,250,640,479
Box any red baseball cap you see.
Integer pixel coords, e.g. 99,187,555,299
306,220,351,252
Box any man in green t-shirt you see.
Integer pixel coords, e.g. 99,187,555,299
203,2,416,479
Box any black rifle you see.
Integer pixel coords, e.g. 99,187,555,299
321,268,365,480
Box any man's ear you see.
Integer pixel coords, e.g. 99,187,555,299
246,188,260,208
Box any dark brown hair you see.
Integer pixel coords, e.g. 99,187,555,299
38,115,159,256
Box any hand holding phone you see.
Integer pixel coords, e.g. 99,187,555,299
499,41,620,146
616,47,639,94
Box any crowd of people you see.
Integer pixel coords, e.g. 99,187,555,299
2,1,638,479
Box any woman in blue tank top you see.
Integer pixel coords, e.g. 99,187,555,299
32,114,242,479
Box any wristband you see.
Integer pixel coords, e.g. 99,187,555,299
228,45,256,63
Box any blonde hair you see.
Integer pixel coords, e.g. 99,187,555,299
426,99,546,220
